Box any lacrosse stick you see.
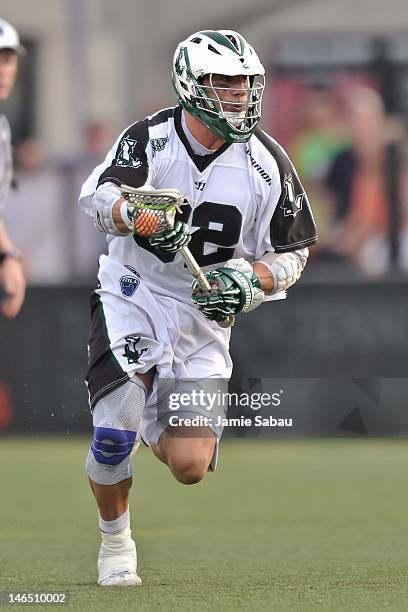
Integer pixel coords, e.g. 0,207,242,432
120,184,235,328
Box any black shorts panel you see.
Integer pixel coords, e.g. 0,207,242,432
86,291,129,410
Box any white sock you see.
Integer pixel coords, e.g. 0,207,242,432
99,507,130,534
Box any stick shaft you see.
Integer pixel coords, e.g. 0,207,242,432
180,247,234,328
180,246,211,291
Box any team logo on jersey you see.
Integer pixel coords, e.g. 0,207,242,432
280,174,304,218
151,137,168,157
116,138,142,168
120,275,140,297
194,181,206,191
122,335,148,365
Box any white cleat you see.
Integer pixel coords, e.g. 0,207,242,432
97,528,142,587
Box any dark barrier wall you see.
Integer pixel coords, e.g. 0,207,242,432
0,281,407,434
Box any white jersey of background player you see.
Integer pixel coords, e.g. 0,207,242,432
79,30,317,587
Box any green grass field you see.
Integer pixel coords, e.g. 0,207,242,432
0,437,408,611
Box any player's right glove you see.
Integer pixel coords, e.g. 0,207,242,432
148,221,191,254
192,258,264,322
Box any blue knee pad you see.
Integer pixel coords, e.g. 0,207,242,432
91,427,137,465
85,378,146,485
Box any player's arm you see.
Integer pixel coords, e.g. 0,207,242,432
192,139,317,322
0,220,25,318
83,122,189,253
89,120,151,236
253,248,309,295
94,183,190,253
191,249,309,322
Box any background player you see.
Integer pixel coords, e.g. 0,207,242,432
79,29,317,587
0,19,25,319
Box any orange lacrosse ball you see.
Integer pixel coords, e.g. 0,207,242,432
134,210,159,237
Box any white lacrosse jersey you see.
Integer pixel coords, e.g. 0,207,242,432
79,105,317,303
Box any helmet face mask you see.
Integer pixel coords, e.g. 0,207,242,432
172,30,265,143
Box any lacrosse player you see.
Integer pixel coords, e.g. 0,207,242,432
0,19,25,318
79,30,317,586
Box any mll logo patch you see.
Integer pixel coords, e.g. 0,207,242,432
120,275,140,297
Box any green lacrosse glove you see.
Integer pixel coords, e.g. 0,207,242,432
192,258,264,322
148,221,191,254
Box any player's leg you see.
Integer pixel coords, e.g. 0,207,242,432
84,257,168,586
151,425,216,484
140,299,230,485
85,375,149,587
88,370,154,521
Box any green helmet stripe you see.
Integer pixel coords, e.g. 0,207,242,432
234,33,246,55
200,30,243,55
183,46,192,74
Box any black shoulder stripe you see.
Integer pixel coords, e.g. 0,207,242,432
147,106,176,128
254,129,318,253
254,127,279,155
97,166,149,189
97,120,149,189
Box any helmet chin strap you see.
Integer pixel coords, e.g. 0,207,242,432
223,110,247,129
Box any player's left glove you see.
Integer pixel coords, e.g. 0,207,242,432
192,258,264,322
148,220,191,254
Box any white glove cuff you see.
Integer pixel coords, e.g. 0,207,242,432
93,183,128,236
259,248,309,293
224,257,265,313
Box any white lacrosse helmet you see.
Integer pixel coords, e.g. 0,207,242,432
172,30,265,143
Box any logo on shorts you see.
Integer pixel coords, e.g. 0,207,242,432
120,275,140,297
123,335,148,364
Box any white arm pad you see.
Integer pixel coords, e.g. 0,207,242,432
258,248,309,293
93,182,129,236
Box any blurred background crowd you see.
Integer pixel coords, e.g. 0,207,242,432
3,0,408,285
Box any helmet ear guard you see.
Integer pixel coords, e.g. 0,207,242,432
172,30,265,143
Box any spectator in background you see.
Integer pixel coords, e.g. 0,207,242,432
4,138,71,284
71,121,112,280
0,19,25,317
58,119,111,283
324,86,393,275
290,87,348,258
5,121,112,286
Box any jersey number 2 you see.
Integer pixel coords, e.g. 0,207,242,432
134,201,242,266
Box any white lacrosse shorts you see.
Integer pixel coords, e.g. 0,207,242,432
86,255,233,469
